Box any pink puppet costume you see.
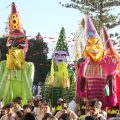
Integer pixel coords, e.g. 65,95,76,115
76,16,119,108
102,27,120,108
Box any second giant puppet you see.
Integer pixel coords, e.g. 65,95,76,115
0,2,34,105
43,27,76,106
77,16,119,107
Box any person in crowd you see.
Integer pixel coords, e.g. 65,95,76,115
47,116,57,120
22,105,31,115
0,99,3,110
58,113,71,120
68,98,77,114
22,113,35,120
55,101,78,120
43,103,52,114
85,99,104,120
107,106,118,118
42,103,52,120
98,101,107,119
79,98,87,120
42,113,52,120
13,98,23,112
15,97,22,106
34,99,45,120
27,99,34,112
53,98,63,115
0,106,7,118
15,110,24,120
0,103,15,120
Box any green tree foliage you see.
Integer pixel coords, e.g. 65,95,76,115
26,34,51,84
60,0,120,32
0,37,8,60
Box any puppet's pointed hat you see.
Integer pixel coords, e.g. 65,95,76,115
55,27,69,55
102,26,120,60
102,27,113,49
8,2,26,37
85,15,100,39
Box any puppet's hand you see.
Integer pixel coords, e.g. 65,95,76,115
13,49,25,69
99,56,119,75
6,49,15,69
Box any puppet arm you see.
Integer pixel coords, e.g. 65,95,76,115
77,58,89,97
99,56,119,96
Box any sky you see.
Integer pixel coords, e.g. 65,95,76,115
0,0,84,60
0,1,119,61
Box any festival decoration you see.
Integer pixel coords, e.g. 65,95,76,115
42,27,76,106
102,27,120,107
76,15,119,108
0,2,34,106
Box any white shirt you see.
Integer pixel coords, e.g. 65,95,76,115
68,100,77,113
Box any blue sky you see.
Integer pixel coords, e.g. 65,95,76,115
0,0,83,60
0,1,119,60
0,0,83,36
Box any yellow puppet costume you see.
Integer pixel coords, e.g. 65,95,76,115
42,27,76,107
0,2,34,106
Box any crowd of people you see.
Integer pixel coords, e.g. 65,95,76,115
0,96,120,120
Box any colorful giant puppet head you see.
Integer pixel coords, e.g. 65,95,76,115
84,16,104,62
52,27,69,65
7,2,28,52
6,2,28,70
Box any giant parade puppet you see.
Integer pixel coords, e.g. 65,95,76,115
0,2,34,106
43,27,76,107
76,15,120,108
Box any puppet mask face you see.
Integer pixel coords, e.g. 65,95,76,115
7,37,26,48
7,37,28,53
52,51,68,65
84,38,104,62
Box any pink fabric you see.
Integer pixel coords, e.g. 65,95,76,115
116,74,120,107
77,58,89,98
85,63,106,106
77,61,117,107
85,15,100,39
77,63,86,97
99,56,119,75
